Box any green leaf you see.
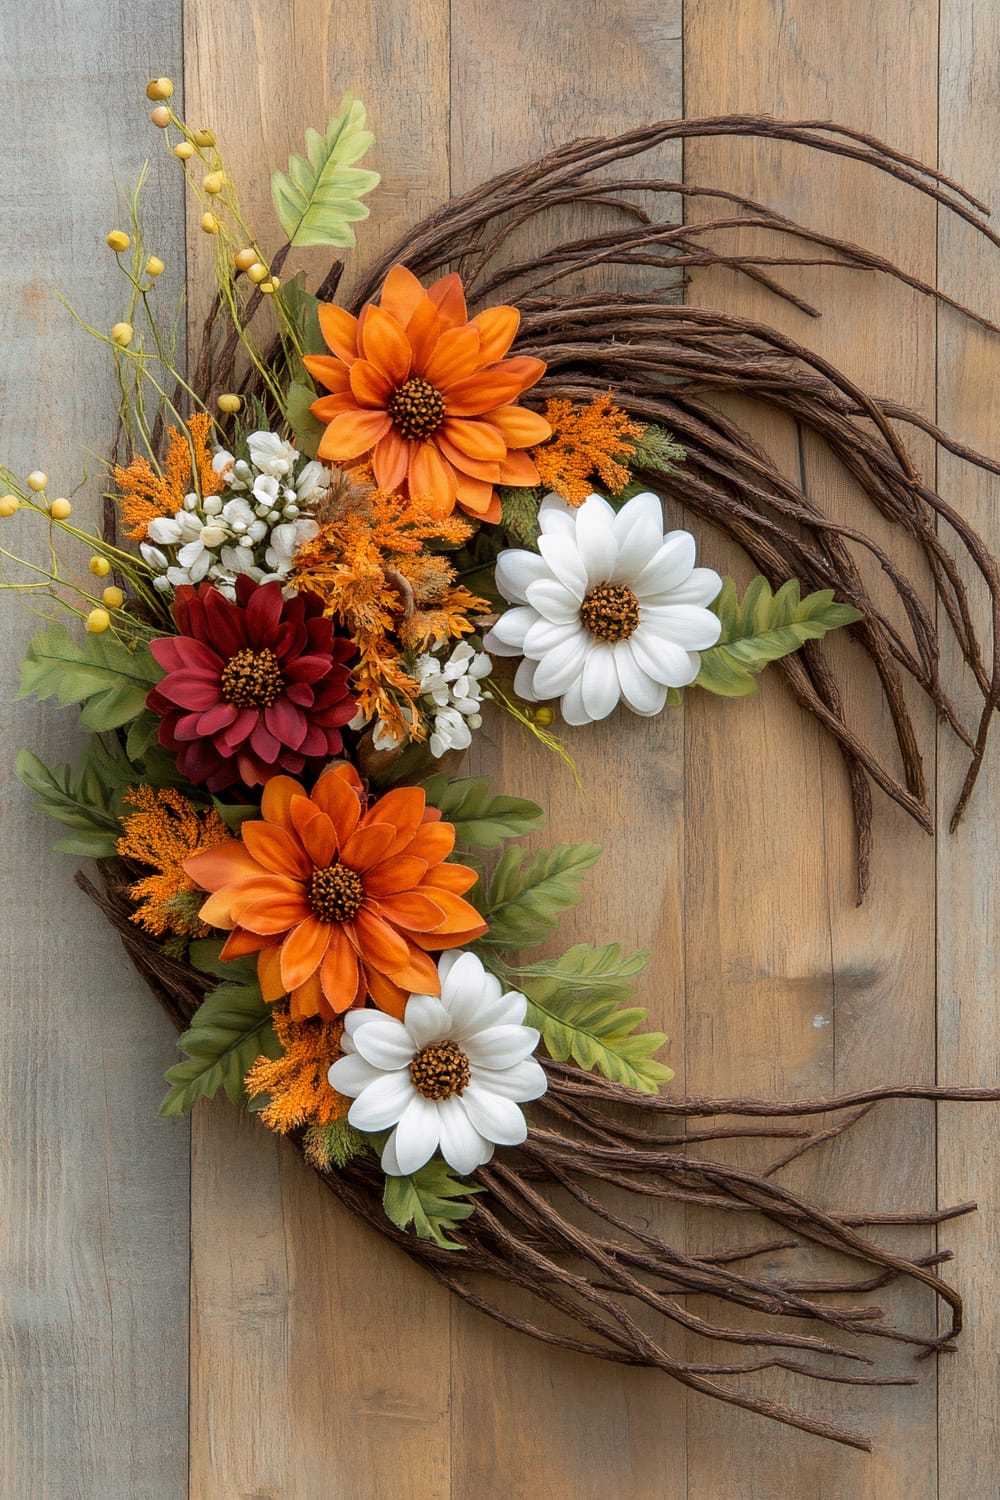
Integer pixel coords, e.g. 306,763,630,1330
498,486,542,548
271,93,380,248
159,969,279,1116
382,1157,483,1250
515,943,671,1094
421,774,546,849
695,576,863,698
17,620,162,730
480,842,601,948
284,381,324,459
14,745,129,856
630,424,686,475
212,799,258,835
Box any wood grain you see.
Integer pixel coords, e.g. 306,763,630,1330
0,6,190,1499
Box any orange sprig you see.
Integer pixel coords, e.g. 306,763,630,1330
113,412,224,540
245,1009,350,1133
531,394,644,505
116,786,229,938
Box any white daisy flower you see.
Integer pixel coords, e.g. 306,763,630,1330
484,491,723,725
329,950,546,1177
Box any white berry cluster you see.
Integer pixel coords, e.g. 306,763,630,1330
415,641,492,758
139,431,328,598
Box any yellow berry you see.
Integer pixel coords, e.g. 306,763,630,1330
27,471,48,492
534,706,555,727
173,140,195,160
145,255,165,277
246,262,268,284
106,230,131,252
0,495,20,517
192,128,216,148
259,280,276,295
89,555,112,577
217,394,242,414
111,322,134,347
151,106,171,128
203,171,224,195
102,586,125,610
145,77,174,101
49,498,72,520
201,212,219,235
233,247,257,272
86,608,111,634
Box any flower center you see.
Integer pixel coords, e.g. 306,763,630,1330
578,584,641,642
308,862,366,924
220,646,286,708
388,377,447,440
409,1039,471,1100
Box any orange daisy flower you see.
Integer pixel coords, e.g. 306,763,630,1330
184,763,486,1021
303,264,552,524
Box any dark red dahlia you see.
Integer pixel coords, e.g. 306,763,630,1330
147,577,356,792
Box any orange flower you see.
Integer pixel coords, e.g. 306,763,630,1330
303,264,552,524
113,413,224,540
116,786,229,938
184,763,486,1021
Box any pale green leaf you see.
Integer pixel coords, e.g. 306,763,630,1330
159,968,279,1116
421,774,546,849
382,1157,483,1250
271,93,380,248
15,744,130,856
479,842,601,948
17,620,162,730
695,576,863,698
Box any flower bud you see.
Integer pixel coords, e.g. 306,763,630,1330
192,128,216,148
201,212,220,235
173,141,195,160
246,262,268,284
89,555,112,577
145,77,174,101
217,394,242,414
202,171,224,195
233,247,257,272
151,106,171,128
102,586,125,609
111,322,134,347
106,230,131,252
50,498,72,519
145,255,165,277
27,471,48,492
86,607,111,634
199,525,228,548
0,495,20,517
534,706,555,727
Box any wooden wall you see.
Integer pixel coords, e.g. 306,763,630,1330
3,1,999,1495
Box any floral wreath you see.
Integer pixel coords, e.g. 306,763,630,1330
7,83,1000,1453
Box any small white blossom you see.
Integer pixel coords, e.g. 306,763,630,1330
295,458,331,505
415,641,492,759
247,430,298,477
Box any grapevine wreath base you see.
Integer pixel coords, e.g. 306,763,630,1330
11,106,1000,1455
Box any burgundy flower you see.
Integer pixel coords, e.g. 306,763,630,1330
148,577,356,792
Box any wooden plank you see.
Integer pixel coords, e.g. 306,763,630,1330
936,4,1000,1495
182,3,456,1495
0,9,190,1499
450,6,690,1496
683,1,942,1493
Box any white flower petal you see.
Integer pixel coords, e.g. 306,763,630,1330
403,993,452,1049
522,618,581,657
529,632,589,698
580,641,621,721
436,1095,491,1175
614,640,669,715
628,629,701,688
637,605,722,651
513,656,541,701
611,491,665,581
537,493,577,535
463,1023,540,1070
537,533,586,600
440,950,488,1010
495,549,551,603
558,676,593,726
391,1093,442,1175
347,1070,415,1131
327,1052,384,1097
449,986,527,1041
469,1057,548,1103
631,531,697,596
638,566,722,609
574,495,619,585
460,1085,529,1147
380,1129,403,1176
525,578,583,625
486,605,537,653
351,1017,417,1070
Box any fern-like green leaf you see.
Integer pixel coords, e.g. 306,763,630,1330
382,1158,483,1250
271,93,380,248
159,964,280,1117
695,576,862,698
421,774,546,849
14,746,128,856
17,620,162,730
479,842,601,948
515,943,671,1094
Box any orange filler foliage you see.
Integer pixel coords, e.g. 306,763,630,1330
113,412,225,540
116,786,229,938
531,394,644,505
245,1009,350,1132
